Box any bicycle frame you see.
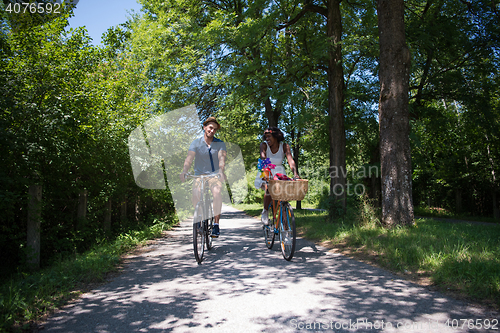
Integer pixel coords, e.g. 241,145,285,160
263,180,296,261
188,173,218,264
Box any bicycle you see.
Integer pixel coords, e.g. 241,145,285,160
186,173,220,264
262,178,308,261
263,195,296,261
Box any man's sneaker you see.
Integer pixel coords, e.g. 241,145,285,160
261,209,269,226
211,224,220,238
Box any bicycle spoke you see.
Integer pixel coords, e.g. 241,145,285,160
280,203,296,261
193,203,205,264
263,201,275,249
206,218,213,250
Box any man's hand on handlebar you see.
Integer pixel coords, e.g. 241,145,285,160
179,172,188,182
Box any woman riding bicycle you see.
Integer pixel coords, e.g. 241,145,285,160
254,127,299,225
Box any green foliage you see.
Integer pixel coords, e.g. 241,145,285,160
407,0,500,217
0,4,175,279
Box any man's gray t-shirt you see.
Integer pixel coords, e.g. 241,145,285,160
188,137,226,175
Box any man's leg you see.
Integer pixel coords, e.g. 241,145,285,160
192,180,201,222
192,180,201,207
210,181,223,236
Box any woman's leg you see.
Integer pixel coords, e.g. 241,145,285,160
263,188,272,210
261,184,272,225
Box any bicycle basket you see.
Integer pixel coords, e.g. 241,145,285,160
268,179,308,201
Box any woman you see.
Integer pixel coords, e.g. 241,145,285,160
254,127,299,225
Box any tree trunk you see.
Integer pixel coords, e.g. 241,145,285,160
104,198,112,234
486,139,499,220
264,97,281,128
327,0,346,215
377,0,414,226
120,196,127,224
27,184,42,270
77,189,88,228
293,130,302,210
135,196,140,221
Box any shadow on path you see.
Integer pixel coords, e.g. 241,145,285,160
42,206,499,332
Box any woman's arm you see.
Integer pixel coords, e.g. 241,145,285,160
260,142,267,159
284,143,299,178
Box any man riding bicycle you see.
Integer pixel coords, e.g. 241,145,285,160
180,117,226,237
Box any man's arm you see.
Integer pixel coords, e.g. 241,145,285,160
218,149,227,181
180,151,196,181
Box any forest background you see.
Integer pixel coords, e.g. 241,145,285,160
0,0,499,285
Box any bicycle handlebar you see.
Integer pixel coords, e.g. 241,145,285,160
184,172,221,179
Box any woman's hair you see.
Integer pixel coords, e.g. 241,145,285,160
263,127,284,142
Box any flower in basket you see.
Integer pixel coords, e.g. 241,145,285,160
257,158,275,179
273,173,292,181
257,158,275,171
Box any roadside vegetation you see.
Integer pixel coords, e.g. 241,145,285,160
0,216,178,332
236,199,500,310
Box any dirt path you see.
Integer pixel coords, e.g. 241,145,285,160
41,205,499,332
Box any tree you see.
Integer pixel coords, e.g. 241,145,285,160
131,0,319,166
377,0,414,226
0,6,170,273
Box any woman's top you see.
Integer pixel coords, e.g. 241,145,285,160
254,142,286,189
266,142,285,176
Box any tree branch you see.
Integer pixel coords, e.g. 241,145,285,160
276,3,327,31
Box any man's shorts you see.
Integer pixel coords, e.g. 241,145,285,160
193,176,223,191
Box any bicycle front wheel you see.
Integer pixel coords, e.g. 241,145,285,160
263,201,275,249
279,202,296,261
205,200,214,250
193,203,205,264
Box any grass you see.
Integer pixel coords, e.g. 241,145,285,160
0,216,178,332
236,201,500,309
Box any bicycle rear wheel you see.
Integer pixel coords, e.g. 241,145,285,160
263,201,275,249
193,203,205,264
279,202,296,261
205,201,214,250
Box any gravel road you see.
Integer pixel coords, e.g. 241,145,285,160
42,205,499,332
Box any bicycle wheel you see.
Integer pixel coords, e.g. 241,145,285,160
263,201,275,249
279,202,296,261
193,203,205,264
205,201,214,250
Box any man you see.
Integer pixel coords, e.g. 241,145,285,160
180,117,226,237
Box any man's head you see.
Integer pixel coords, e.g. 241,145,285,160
203,117,221,131
203,117,220,138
